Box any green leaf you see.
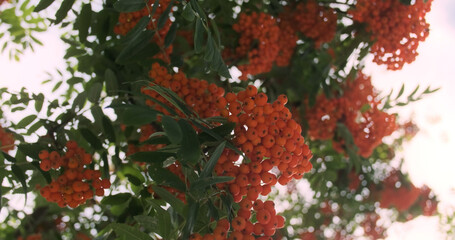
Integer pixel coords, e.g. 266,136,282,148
182,200,199,239
16,115,36,129
67,77,84,85
423,86,440,94
126,174,142,186
76,3,92,42
17,143,43,159
336,123,356,147
395,83,405,100
124,16,150,43
122,105,159,126
11,165,27,196
91,105,104,128
182,4,195,21
101,152,109,179
34,93,44,112
150,0,160,17
221,194,234,221
190,176,233,192
72,91,87,111
148,165,186,192
52,81,63,92
102,116,116,143
116,30,158,64
88,82,102,103
1,152,16,163
140,135,171,146
161,115,182,144
114,0,146,13
148,200,172,238
325,170,337,182
54,0,76,24
79,128,103,150
207,199,219,220
147,85,193,117
157,0,174,30
101,193,132,205
213,51,231,78
104,69,118,95
107,223,153,240
164,21,178,48
0,176,3,206
408,85,420,100
152,186,185,215
134,215,158,232
122,165,145,185
130,151,175,164
194,18,204,53
190,0,207,22
201,141,226,178
210,18,221,47
204,34,215,62
198,122,234,143
178,120,200,165
34,0,54,12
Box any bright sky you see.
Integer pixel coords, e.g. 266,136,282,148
1,0,455,238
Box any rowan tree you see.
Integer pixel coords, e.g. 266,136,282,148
0,0,443,239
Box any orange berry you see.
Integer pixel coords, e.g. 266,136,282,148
49,151,60,162
40,159,51,171
66,140,78,149
38,150,49,160
68,158,79,169
95,188,104,197
256,209,272,225
101,178,111,189
232,217,246,231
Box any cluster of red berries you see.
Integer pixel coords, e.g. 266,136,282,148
305,72,397,157
275,1,338,67
275,12,299,67
213,85,313,203
290,0,337,48
350,0,433,70
190,200,284,240
113,0,173,62
305,94,341,140
376,171,438,217
226,12,280,81
143,63,225,118
38,141,110,208
226,1,337,79
378,171,422,212
0,124,14,152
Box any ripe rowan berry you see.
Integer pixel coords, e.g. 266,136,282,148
232,216,246,231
